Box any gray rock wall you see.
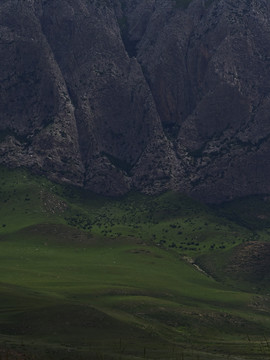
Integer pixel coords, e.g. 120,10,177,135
1,0,270,202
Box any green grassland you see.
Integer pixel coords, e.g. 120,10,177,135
1,166,270,359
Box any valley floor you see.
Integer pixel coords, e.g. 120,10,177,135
1,167,270,359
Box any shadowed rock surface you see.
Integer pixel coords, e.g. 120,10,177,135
1,0,270,202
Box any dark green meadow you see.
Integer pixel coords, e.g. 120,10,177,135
1,167,270,359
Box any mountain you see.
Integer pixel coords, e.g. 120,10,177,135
1,0,270,202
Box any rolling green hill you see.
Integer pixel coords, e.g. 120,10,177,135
1,166,270,359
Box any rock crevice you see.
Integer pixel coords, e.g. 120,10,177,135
1,0,270,202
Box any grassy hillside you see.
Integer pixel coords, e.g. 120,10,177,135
0,166,270,359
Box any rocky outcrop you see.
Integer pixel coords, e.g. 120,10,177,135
1,0,270,202
227,241,270,282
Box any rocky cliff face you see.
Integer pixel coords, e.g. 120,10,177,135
1,0,270,202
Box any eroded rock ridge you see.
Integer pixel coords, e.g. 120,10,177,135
1,0,270,202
